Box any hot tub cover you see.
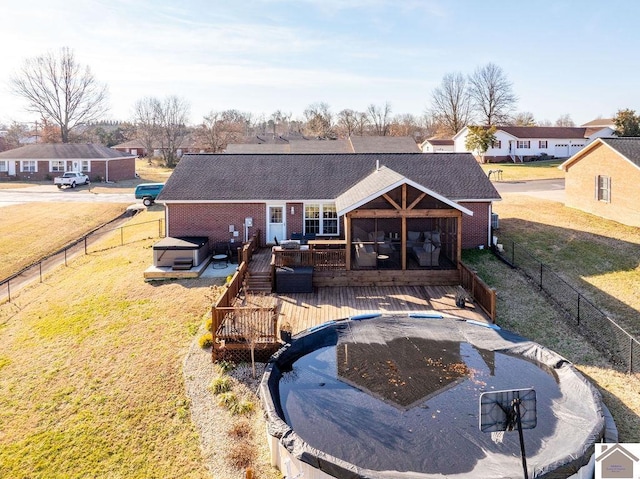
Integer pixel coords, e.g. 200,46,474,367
259,315,610,479
152,236,209,250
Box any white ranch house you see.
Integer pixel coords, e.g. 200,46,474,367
453,125,615,162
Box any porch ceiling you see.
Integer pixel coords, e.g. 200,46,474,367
335,165,473,216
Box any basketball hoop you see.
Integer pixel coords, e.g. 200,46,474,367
480,388,537,479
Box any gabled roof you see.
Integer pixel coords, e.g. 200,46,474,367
580,118,615,128
348,136,420,153
335,165,473,216
224,136,420,154
0,143,135,159
157,153,500,204
560,137,640,171
422,138,454,146
454,125,611,141
112,139,145,149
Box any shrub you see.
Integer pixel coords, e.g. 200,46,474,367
226,441,256,469
217,391,238,408
214,360,235,375
210,376,232,395
228,419,252,439
204,316,213,332
198,332,213,349
230,398,255,416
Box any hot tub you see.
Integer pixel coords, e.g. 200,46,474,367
152,236,210,268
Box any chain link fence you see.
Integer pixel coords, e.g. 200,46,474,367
495,236,640,373
1,216,164,303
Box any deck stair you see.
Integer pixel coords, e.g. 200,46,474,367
172,258,194,270
245,271,272,293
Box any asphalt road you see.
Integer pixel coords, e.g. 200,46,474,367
0,184,136,207
492,178,565,202
0,179,566,206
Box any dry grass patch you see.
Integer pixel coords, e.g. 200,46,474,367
0,202,128,278
463,249,640,442
480,159,564,181
0,228,219,478
494,194,640,334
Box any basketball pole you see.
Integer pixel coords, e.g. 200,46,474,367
513,398,528,479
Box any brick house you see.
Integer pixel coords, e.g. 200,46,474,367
157,153,500,276
560,137,640,227
0,143,137,182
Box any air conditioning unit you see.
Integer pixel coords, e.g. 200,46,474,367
491,213,499,230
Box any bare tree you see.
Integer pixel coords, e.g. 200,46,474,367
133,97,162,158
196,110,249,152
512,111,536,126
354,111,370,136
303,102,334,137
336,109,359,137
468,63,517,126
430,72,472,135
537,118,552,127
555,114,575,127
4,121,30,149
156,96,190,167
10,47,109,143
367,102,392,136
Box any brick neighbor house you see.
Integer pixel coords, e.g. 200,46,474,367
157,153,500,276
0,143,137,182
560,137,640,227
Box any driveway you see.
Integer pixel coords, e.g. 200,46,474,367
0,184,137,207
492,178,565,202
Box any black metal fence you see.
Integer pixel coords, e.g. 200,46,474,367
495,236,640,374
0,217,164,303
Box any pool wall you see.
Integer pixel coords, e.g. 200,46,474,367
259,314,616,479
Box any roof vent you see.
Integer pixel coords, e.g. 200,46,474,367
376,159,380,171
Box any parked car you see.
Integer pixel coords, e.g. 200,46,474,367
135,183,164,206
54,171,90,189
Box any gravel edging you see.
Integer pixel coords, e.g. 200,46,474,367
182,337,272,479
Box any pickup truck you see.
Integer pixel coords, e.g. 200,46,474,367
54,171,90,189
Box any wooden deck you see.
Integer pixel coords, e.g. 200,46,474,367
246,248,491,335
275,285,489,334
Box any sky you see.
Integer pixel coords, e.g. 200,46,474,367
1,0,639,128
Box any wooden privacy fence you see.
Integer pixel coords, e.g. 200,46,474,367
459,261,496,322
272,249,346,270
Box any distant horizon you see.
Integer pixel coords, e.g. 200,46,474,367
1,1,637,127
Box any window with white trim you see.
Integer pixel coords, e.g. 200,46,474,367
21,161,36,172
81,160,90,172
596,175,611,203
304,203,338,235
51,160,65,172
491,140,501,149
516,140,530,149
0,161,7,172
539,140,548,149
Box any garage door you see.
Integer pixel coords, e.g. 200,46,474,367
554,144,569,157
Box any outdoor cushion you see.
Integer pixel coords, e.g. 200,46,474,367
423,241,436,253
368,231,385,242
424,231,441,246
407,231,421,242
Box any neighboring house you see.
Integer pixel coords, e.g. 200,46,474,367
157,152,500,279
560,137,640,227
453,126,615,162
420,138,455,153
112,137,211,158
0,143,137,182
225,136,421,153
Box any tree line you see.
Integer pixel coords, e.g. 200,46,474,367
4,47,640,166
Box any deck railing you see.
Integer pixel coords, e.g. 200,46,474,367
459,261,497,322
272,248,346,270
212,306,278,344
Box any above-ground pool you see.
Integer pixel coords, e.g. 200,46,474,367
260,314,615,479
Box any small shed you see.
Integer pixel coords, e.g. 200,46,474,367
153,236,210,268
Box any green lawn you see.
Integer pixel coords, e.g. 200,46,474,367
480,159,564,181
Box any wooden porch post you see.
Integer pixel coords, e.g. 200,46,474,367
401,184,407,270
345,214,352,270
457,212,462,265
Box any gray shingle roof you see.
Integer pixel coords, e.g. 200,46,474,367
224,136,420,154
0,143,134,159
498,126,590,139
157,153,500,203
600,137,640,168
348,136,420,153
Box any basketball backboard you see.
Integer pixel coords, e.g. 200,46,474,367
479,388,537,433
